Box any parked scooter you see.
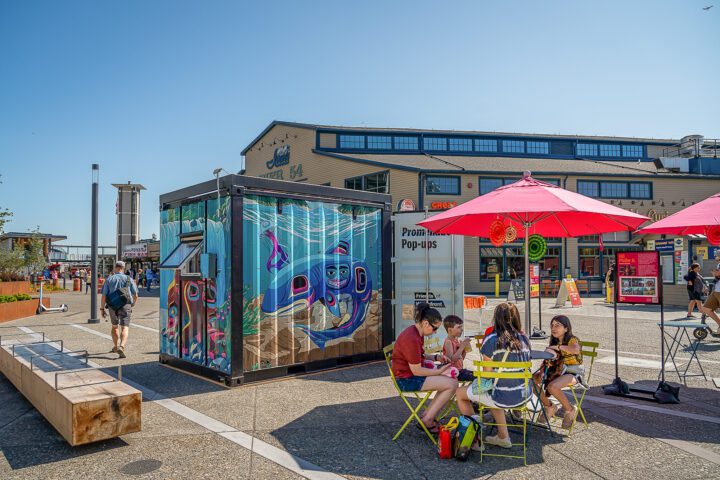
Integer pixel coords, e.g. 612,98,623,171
36,280,68,314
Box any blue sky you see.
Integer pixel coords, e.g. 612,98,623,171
1,1,718,246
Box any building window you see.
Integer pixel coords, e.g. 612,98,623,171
602,231,631,242
475,139,498,152
576,143,598,156
539,247,561,279
339,135,365,149
542,178,561,186
426,176,460,195
623,145,644,158
480,178,504,195
449,138,473,152
505,246,526,279
394,136,419,150
480,247,504,280
600,182,628,198
599,144,621,157
579,247,600,278
367,136,391,149
423,137,447,151
344,171,389,193
526,141,549,155
502,140,524,153
577,180,599,197
629,182,651,199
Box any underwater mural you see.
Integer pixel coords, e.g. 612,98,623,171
243,195,382,371
159,197,232,374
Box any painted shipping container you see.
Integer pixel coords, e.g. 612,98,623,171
158,175,392,385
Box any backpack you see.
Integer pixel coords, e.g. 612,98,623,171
106,274,133,310
453,415,481,461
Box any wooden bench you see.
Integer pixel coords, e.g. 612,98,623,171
576,279,590,296
0,334,141,446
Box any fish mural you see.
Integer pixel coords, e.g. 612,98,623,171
260,230,373,350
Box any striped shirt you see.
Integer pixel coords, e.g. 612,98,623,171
480,332,532,408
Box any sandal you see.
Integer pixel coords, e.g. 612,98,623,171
416,420,440,434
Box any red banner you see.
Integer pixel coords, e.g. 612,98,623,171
616,251,660,304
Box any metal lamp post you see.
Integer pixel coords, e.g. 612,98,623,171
88,164,100,324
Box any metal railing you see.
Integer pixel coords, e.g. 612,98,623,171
662,138,719,158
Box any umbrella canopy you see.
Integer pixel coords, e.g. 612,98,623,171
418,173,650,237
418,172,650,335
635,192,720,235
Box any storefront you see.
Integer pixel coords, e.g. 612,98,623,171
242,121,720,304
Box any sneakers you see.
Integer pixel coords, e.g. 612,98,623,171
484,434,512,449
110,346,118,354
562,406,578,429
117,346,126,358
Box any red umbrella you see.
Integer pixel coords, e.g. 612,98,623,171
418,172,650,332
635,192,720,240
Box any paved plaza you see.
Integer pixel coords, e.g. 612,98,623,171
1,290,720,479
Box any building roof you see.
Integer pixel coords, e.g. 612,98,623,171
313,150,715,178
0,232,67,242
241,120,681,155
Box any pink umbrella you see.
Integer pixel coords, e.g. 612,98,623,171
418,171,650,332
635,192,720,236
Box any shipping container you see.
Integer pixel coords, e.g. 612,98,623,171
158,175,392,385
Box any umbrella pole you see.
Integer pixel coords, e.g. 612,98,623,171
524,223,531,335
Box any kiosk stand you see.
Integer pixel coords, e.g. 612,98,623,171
602,251,680,403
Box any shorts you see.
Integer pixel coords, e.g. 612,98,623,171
457,368,475,382
704,291,720,311
466,383,533,408
108,304,132,327
688,289,702,301
395,375,426,392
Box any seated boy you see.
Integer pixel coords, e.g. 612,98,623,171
442,315,475,382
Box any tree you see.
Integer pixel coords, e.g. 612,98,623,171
23,228,47,274
0,175,12,234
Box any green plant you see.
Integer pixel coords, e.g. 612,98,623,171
15,293,31,301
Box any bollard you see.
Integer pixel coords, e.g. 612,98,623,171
495,274,500,298
606,283,613,303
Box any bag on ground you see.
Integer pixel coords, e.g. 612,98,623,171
438,417,459,459
453,415,480,461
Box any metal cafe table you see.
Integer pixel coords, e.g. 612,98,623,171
659,320,707,385
528,349,556,435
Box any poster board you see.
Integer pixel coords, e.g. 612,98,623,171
616,251,660,304
393,212,465,350
530,264,540,299
554,278,583,307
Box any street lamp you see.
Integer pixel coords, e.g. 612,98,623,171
88,164,100,324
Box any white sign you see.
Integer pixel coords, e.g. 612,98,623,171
124,243,148,258
392,212,465,350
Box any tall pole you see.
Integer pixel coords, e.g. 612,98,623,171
88,164,100,323
524,222,531,334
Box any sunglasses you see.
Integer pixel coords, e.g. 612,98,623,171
427,321,440,332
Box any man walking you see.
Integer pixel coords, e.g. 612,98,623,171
100,261,138,358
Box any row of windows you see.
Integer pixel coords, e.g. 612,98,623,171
479,245,639,281
577,180,651,199
334,133,645,157
344,171,389,193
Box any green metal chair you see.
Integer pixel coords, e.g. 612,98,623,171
563,340,599,435
475,358,533,465
383,343,437,445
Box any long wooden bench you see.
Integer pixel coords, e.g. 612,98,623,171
0,333,141,446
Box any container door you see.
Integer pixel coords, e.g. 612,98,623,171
179,276,206,365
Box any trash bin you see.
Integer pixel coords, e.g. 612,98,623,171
73,278,81,291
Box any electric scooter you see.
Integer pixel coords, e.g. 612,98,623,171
36,279,68,314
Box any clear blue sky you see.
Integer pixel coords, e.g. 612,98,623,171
1,0,718,246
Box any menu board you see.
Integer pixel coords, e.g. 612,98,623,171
530,264,540,299
616,251,660,304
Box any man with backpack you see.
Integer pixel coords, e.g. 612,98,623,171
100,261,139,358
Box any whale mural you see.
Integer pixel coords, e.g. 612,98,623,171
260,230,373,350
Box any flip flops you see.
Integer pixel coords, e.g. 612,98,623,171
416,420,440,434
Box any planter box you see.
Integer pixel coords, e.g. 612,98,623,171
0,298,50,324
0,281,33,296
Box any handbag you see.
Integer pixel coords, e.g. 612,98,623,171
438,417,459,459
471,349,510,396
453,415,481,461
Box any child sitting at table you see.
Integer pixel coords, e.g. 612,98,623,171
442,315,475,382
533,315,584,429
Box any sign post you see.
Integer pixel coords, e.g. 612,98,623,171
603,250,679,403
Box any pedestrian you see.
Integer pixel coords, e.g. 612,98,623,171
145,266,153,292
100,261,138,358
684,263,705,318
85,270,92,294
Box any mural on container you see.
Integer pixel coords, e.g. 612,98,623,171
159,197,232,373
243,195,382,371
